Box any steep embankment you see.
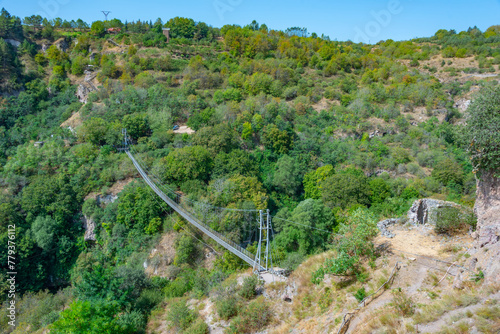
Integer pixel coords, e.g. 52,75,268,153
469,171,500,284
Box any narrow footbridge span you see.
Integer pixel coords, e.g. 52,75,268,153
125,148,267,272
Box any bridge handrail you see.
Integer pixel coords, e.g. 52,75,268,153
126,150,262,270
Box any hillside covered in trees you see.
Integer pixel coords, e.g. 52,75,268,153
0,7,499,333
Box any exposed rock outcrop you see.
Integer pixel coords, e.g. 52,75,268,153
469,171,500,284
5,39,21,48
407,198,459,225
82,215,97,241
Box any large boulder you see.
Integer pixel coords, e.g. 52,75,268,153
82,215,97,242
469,171,500,284
407,198,459,225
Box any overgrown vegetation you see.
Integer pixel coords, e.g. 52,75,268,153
0,7,495,333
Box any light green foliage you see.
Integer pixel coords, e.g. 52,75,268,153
174,233,198,265
144,217,162,235
90,21,105,37
313,209,378,282
166,299,196,330
432,158,464,186
462,85,500,174
238,275,259,300
165,17,196,39
31,216,58,250
50,300,130,334
184,318,210,334
161,145,212,183
303,164,334,199
242,121,252,140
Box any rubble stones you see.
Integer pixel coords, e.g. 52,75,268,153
377,218,401,238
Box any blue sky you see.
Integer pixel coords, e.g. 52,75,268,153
2,0,499,42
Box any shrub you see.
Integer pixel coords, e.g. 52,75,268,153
391,288,415,316
312,209,378,282
184,318,209,334
435,206,466,234
166,299,195,330
354,287,367,302
238,275,259,300
215,295,239,320
226,297,272,334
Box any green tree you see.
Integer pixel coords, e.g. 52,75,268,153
312,209,378,281
303,165,334,199
164,17,196,39
321,168,371,209
90,20,105,37
462,85,500,174
167,299,195,330
431,158,464,186
50,300,130,334
261,124,293,154
272,155,302,197
161,146,212,183
369,178,391,204
212,150,258,179
123,113,149,140
31,216,58,250
242,122,252,140
192,123,239,154
79,117,108,146
274,199,335,254
174,234,198,265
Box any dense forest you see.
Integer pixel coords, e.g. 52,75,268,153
0,7,499,333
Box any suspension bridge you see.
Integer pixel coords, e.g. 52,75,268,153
123,130,280,274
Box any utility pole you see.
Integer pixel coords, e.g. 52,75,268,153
102,11,111,21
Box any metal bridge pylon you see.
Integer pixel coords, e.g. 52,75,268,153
253,209,273,273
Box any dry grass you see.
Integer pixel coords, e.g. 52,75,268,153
413,288,482,324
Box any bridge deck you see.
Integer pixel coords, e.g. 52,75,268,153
126,150,264,271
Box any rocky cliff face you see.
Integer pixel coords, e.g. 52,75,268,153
470,171,500,283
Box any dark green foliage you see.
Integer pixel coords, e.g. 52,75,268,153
274,199,335,254
192,123,240,154
116,183,162,231
354,287,367,302
321,168,371,209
